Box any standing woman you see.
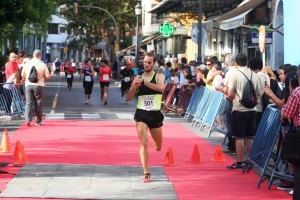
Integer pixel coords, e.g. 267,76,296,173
66,62,76,90
99,59,112,105
82,58,95,104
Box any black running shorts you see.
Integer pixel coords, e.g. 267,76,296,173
134,109,164,129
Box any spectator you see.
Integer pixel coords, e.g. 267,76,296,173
217,53,236,154
21,49,51,127
223,53,262,169
200,58,217,90
4,52,19,113
164,62,172,83
169,69,180,105
195,64,206,87
281,65,300,199
248,57,269,130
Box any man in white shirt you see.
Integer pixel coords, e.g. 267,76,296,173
21,49,51,127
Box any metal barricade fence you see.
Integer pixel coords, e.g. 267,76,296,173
209,98,232,143
162,84,178,115
191,88,214,127
184,87,205,121
242,104,282,188
0,83,25,120
198,91,224,136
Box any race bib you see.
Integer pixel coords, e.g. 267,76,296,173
124,77,130,82
67,74,72,78
84,76,91,82
103,74,109,81
141,95,157,111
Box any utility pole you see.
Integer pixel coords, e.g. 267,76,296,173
197,0,203,64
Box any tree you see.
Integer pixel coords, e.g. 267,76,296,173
0,0,57,53
56,0,137,49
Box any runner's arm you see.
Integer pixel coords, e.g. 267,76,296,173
126,76,142,102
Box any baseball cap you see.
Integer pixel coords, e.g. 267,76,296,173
197,64,206,70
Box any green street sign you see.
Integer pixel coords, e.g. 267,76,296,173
159,22,174,37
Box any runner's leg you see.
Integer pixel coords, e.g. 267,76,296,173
149,127,163,151
136,121,150,175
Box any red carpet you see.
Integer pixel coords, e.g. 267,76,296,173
0,120,290,200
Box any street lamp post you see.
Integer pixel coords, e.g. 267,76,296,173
197,0,203,64
135,3,142,68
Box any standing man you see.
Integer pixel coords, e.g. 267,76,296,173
281,65,300,200
126,52,165,183
217,53,236,154
223,53,262,169
22,50,51,127
119,61,134,103
4,52,19,113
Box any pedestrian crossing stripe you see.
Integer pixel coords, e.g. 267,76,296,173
45,112,171,120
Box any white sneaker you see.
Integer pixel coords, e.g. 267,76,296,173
289,190,294,195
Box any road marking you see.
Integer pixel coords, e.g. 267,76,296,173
82,113,101,119
45,113,64,119
115,113,134,119
52,94,58,109
51,75,61,109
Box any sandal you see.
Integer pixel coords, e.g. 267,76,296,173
141,173,151,183
227,162,244,170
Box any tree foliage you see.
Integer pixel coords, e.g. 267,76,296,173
0,0,57,52
56,0,137,48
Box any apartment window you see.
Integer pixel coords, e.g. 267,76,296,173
48,23,59,34
60,26,66,33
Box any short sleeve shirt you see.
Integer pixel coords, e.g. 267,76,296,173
21,58,50,87
120,68,134,83
225,67,262,112
99,67,111,82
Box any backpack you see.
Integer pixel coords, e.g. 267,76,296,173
238,71,258,108
28,66,38,83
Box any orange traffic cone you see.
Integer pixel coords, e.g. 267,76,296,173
163,147,176,166
17,144,29,165
12,140,21,159
1,129,11,153
189,144,204,163
211,144,226,162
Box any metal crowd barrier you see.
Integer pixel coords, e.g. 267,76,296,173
184,87,205,121
0,83,25,120
242,104,282,188
198,91,224,136
191,88,214,127
162,84,178,115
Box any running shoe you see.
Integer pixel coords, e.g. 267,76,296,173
141,173,151,183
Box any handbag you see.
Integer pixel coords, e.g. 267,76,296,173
281,122,300,163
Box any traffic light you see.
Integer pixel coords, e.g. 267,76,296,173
73,0,78,15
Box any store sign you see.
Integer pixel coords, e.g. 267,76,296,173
252,30,272,44
159,22,174,37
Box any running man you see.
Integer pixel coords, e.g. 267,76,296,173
119,61,134,103
99,60,112,105
126,52,165,183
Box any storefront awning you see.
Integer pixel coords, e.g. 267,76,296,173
117,33,162,54
149,0,243,18
215,0,265,30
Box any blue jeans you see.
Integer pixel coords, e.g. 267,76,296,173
25,85,44,123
